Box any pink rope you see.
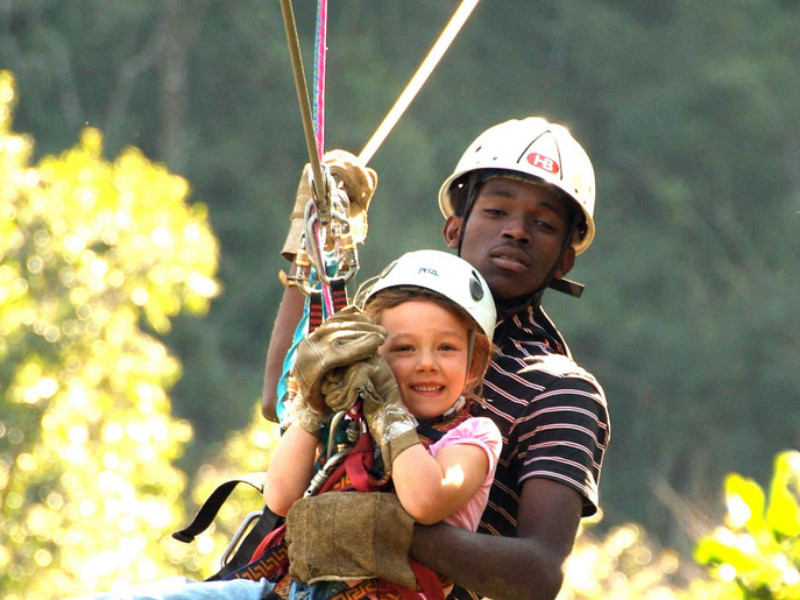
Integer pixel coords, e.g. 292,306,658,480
312,0,335,317
313,0,328,158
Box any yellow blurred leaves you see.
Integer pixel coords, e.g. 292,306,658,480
0,70,220,598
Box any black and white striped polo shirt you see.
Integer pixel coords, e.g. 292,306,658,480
472,304,610,537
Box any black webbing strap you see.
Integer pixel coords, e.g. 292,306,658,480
308,276,349,333
415,423,447,444
171,473,284,581
172,473,266,543
329,276,349,313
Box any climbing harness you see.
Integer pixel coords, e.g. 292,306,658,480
176,403,474,599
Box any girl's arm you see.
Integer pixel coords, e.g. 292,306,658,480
392,441,490,525
263,425,319,516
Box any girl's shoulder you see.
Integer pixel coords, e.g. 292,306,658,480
433,416,502,456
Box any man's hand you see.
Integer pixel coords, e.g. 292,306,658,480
323,149,378,246
280,149,377,261
410,478,583,600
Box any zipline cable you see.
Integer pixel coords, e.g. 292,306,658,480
358,0,481,165
310,0,336,317
279,0,330,224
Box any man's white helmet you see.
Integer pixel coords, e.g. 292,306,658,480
363,249,496,337
438,117,596,254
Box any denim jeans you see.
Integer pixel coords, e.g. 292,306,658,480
289,580,348,600
72,576,272,600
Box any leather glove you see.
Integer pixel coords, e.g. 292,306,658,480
324,149,378,246
287,390,326,436
285,491,416,588
357,355,421,469
319,362,368,413
320,354,399,413
288,386,330,437
281,149,378,262
291,307,387,412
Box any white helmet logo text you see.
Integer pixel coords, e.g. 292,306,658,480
526,153,560,175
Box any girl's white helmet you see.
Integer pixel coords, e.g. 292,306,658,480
363,249,496,337
438,116,596,254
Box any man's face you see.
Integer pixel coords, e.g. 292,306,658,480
443,177,575,302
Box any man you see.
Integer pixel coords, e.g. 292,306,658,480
263,117,610,600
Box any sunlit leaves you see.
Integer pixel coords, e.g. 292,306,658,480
184,404,281,578
766,451,800,540
694,451,800,599
0,71,220,599
557,452,800,599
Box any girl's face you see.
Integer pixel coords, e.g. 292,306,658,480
377,300,472,420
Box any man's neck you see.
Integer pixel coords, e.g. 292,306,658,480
495,291,543,319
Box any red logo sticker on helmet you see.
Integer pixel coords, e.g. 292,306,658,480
526,153,560,175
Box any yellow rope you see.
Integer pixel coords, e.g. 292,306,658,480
358,0,481,165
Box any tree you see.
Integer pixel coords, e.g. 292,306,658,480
693,450,800,599
0,71,220,599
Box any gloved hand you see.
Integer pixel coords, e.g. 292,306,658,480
319,362,368,413
287,389,327,436
285,491,416,588
320,353,397,413
356,355,421,469
280,149,378,262
324,149,378,246
291,307,387,412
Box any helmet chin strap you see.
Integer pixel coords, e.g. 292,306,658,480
417,394,468,427
544,217,585,298
549,277,585,298
455,176,480,258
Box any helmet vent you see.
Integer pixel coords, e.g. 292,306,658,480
469,270,485,301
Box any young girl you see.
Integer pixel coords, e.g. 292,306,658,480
265,249,502,599
71,250,500,600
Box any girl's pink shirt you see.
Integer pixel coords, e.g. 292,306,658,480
427,416,503,532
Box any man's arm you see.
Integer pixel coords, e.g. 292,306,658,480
262,274,305,422
262,151,377,422
410,477,583,600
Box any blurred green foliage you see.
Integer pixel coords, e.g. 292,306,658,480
693,451,800,599
0,71,219,598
